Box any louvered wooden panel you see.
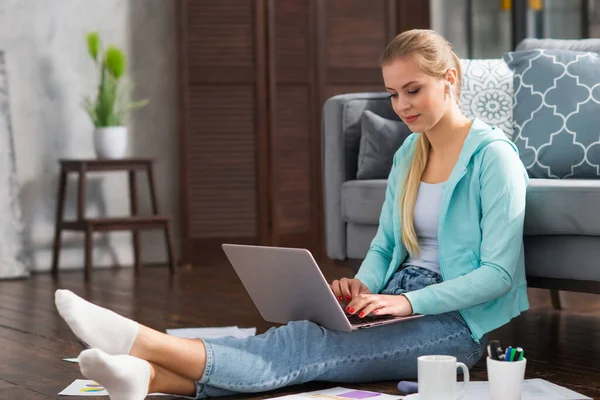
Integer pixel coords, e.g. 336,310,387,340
187,86,257,239
187,0,254,67
275,0,309,73
178,0,430,265
325,85,387,100
398,0,431,32
326,0,389,68
179,0,267,266
272,86,311,234
269,0,322,253
315,0,397,119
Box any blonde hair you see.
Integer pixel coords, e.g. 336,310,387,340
380,29,462,256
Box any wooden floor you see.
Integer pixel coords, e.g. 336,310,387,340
0,262,599,399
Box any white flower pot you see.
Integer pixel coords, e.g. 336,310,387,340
94,126,129,159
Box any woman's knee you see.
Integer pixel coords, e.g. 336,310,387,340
285,320,325,336
463,336,487,369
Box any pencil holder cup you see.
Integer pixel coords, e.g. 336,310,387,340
486,357,527,400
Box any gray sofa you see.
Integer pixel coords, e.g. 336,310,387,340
322,39,600,295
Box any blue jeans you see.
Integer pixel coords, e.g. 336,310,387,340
189,266,487,398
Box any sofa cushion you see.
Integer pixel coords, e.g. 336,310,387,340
347,223,378,260
459,59,514,140
341,180,387,225
524,179,600,236
337,93,402,181
342,178,600,236
504,49,600,178
357,110,412,180
525,235,600,281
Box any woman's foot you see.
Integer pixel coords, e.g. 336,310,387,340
55,289,138,355
79,348,151,400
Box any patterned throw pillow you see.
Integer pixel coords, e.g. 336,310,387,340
504,49,600,179
459,59,514,140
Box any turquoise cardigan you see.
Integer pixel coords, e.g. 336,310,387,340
355,119,530,343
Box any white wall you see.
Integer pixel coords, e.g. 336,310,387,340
0,0,178,272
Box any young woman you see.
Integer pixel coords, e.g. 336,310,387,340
55,29,529,399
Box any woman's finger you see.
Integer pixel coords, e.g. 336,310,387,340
348,279,363,300
331,280,343,300
372,305,393,316
339,279,352,302
359,298,387,318
348,294,376,314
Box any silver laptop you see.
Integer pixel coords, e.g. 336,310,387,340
222,244,423,332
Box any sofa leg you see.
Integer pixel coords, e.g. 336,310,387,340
550,289,562,310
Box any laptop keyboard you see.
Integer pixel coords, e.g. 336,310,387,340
345,312,398,325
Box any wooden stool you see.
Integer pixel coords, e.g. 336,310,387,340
51,158,177,281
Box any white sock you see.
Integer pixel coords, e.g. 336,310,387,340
55,289,139,355
79,348,150,400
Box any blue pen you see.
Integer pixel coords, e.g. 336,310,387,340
505,346,512,361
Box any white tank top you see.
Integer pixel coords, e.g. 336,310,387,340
401,181,445,275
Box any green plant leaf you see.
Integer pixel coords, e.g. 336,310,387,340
82,97,99,126
104,46,126,80
83,34,147,127
86,32,101,62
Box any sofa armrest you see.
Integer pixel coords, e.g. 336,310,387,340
322,92,398,260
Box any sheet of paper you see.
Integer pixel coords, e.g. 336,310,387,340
454,379,591,400
59,379,108,396
59,380,171,397
265,387,403,399
166,326,257,339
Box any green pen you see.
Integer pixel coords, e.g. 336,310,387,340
509,348,517,361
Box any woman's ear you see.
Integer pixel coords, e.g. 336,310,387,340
445,68,458,86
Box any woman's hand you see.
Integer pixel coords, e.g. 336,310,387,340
346,294,414,318
330,278,371,303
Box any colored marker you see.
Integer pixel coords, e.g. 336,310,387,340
514,347,523,361
488,340,502,360
505,346,512,361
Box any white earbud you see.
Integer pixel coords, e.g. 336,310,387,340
446,81,454,99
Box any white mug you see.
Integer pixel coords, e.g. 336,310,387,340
418,355,469,400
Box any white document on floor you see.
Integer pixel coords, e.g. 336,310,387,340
402,379,591,400
267,386,403,399
58,379,109,396
166,326,257,339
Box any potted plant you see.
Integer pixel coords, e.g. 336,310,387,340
83,32,148,159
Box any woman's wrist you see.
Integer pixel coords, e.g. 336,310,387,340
401,294,414,315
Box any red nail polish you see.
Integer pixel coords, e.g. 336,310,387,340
350,308,354,314
346,306,350,312
338,296,343,301
346,295,351,301
359,312,364,317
